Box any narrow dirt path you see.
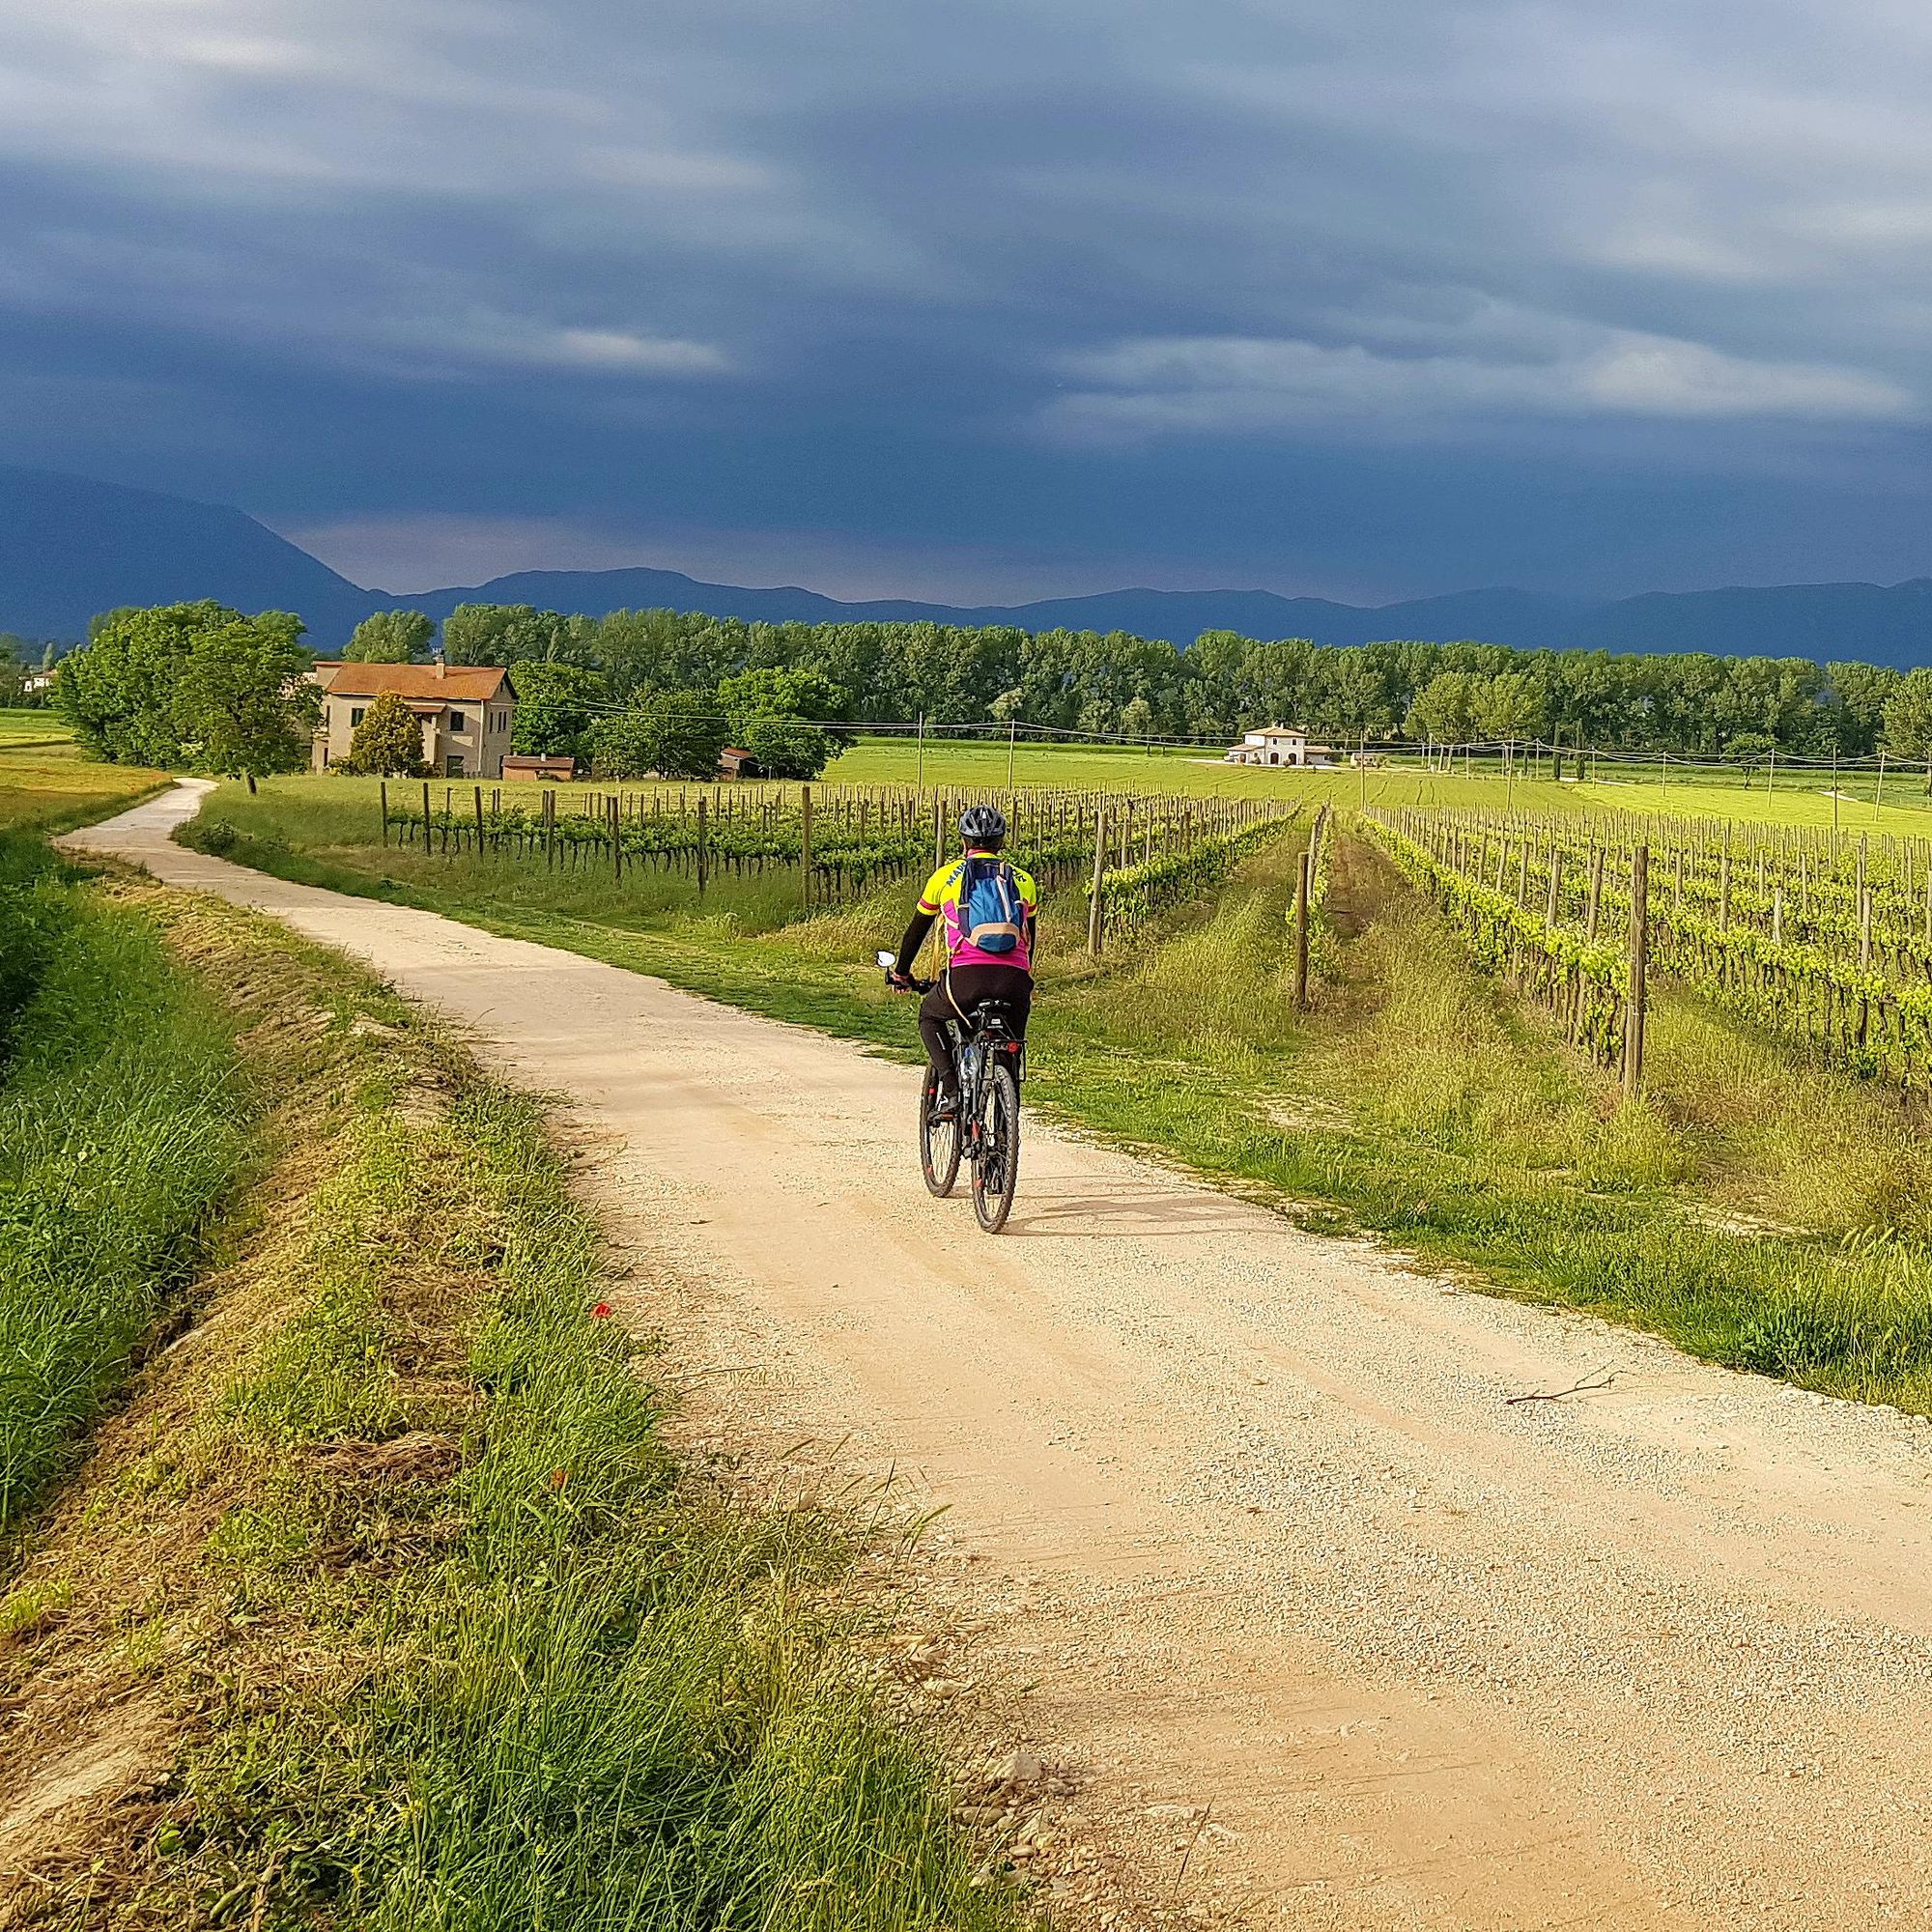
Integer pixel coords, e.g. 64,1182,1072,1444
62,786,1932,1930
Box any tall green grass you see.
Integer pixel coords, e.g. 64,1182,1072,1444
0,880,248,1523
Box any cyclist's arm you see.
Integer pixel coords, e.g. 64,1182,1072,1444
894,907,937,979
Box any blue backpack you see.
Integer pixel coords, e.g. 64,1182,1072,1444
959,855,1023,954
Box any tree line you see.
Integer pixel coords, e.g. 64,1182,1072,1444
392,601,1932,766
48,595,1932,781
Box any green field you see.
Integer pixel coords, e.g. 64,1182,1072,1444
0,741,167,833
0,708,70,746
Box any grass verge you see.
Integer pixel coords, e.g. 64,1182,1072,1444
0,881,1027,1931
0,841,251,1529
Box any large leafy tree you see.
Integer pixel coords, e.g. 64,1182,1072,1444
57,601,245,765
172,610,316,787
341,692,429,776
587,690,726,780
344,609,434,663
511,662,608,759
1883,668,1932,787
1404,669,1482,745
718,664,845,780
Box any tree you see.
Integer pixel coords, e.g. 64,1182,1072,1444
57,601,241,765
172,610,316,787
1883,668,1932,788
718,664,845,779
0,636,26,709
344,609,434,663
718,664,846,724
1723,731,1777,783
1404,669,1481,745
510,662,607,759
737,714,839,780
586,690,726,780
1826,661,1900,756
1475,670,1548,742
441,603,585,667
341,692,428,776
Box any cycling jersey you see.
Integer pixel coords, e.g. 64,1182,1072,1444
917,849,1039,971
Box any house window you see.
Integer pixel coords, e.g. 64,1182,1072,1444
494,710,509,732
350,706,366,727
445,754,465,777
448,710,468,732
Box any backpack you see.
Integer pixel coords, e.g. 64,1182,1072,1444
958,855,1023,954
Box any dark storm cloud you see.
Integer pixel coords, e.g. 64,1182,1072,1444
2,0,1931,597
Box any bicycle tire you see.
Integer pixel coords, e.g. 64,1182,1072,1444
971,1060,1021,1233
920,1065,961,1198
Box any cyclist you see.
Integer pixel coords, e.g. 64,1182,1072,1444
889,805,1037,1120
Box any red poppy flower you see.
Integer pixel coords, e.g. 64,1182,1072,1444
590,1301,612,1320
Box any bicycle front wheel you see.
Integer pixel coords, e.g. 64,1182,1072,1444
920,1065,961,1198
971,1060,1021,1233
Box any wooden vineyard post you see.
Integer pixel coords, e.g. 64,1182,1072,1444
1293,848,1312,1011
800,784,813,912
421,781,433,857
1545,849,1561,926
1624,843,1649,1100
696,794,708,896
1087,808,1108,957
544,787,556,869
380,780,389,846
1861,886,1873,971
933,792,945,869
610,793,622,881
473,785,485,857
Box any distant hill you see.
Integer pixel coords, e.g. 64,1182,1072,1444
0,466,372,642
6,464,1932,667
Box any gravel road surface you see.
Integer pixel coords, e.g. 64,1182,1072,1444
63,784,1932,1929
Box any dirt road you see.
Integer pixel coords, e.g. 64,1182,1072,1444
64,785,1932,1929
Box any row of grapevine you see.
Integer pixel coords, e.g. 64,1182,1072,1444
1363,812,1633,1068
1371,804,1932,1089
1090,808,1299,942
380,778,1293,917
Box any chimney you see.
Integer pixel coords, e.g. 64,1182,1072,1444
434,656,446,680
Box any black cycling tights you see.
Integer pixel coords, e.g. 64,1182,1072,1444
918,964,1034,1094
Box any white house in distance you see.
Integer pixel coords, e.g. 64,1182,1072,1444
309,662,518,777
1223,724,1335,768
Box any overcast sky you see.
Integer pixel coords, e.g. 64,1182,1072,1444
4,0,1932,601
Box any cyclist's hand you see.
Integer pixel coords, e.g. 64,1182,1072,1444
886,967,913,991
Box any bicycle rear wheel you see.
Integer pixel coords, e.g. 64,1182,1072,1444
971,1060,1021,1233
920,1065,961,1197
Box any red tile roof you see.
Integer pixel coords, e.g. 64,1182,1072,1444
317,663,512,701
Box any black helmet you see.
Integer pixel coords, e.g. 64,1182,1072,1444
958,804,1008,848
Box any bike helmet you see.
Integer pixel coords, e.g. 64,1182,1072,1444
958,804,1009,848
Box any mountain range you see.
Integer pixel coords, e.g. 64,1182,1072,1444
7,463,1932,668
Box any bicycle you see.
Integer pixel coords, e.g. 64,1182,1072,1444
877,952,1024,1234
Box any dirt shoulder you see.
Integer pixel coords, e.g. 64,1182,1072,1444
57,783,1932,1931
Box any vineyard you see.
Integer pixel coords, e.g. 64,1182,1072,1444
378,776,1297,945
1367,804,1932,1090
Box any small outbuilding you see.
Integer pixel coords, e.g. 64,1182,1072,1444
718,747,761,780
501,753,578,781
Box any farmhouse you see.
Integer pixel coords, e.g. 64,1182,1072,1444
1223,724,1335,768
310,662,517,777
